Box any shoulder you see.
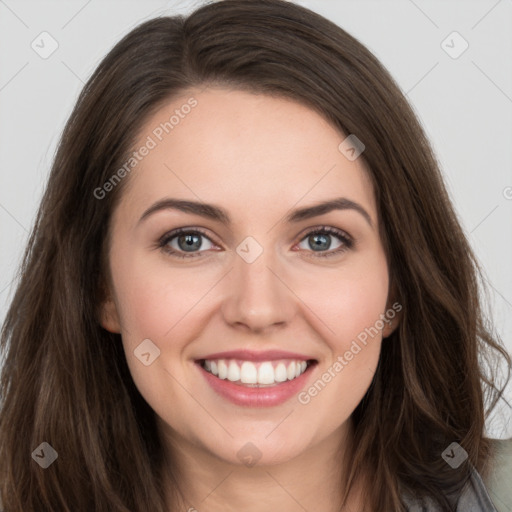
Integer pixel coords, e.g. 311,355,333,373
482,437,512,512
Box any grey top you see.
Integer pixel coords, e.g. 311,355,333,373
402,467,498,511
403,438,512,511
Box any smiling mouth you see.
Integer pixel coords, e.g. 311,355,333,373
197,358,317,387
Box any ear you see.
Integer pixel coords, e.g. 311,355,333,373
98,280,121,333
382,281,402,339
382,309,401,338
99,296,122,333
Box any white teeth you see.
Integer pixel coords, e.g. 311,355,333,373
287,361,296,380
201,358,310,385
258,362,275,385
218,360,228,379
240,361,258,384
227,360,240,382
274,363,288,382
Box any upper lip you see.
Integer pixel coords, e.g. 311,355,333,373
196,349,316,362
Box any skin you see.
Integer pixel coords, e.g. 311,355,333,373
100,88,401,512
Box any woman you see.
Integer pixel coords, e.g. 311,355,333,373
0,1,510,510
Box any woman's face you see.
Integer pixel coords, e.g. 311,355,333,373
101,87,397,466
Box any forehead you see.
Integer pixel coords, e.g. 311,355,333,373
118,87,377,225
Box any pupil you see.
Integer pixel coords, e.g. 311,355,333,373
310,233,330,251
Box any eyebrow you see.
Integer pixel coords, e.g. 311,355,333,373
138,197,373,228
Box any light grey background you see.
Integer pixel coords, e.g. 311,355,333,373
1,0,511,437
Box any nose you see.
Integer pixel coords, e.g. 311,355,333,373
221,245,296,334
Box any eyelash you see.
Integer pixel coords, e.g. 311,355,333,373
157,226,354,260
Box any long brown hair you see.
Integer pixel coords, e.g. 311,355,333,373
1,1,510,510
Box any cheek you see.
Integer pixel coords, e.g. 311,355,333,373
295,283,386,427
292,253,388,414
108,246,208,414
110,245,218,341
309,279,385,368
291,251,389,349
331,273,389,349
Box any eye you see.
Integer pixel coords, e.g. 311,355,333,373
158,225,354,260
158,228,217,259
295,226,353,258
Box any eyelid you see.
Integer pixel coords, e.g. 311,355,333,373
297,225,353,243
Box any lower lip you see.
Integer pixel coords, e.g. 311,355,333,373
196,361,317,407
